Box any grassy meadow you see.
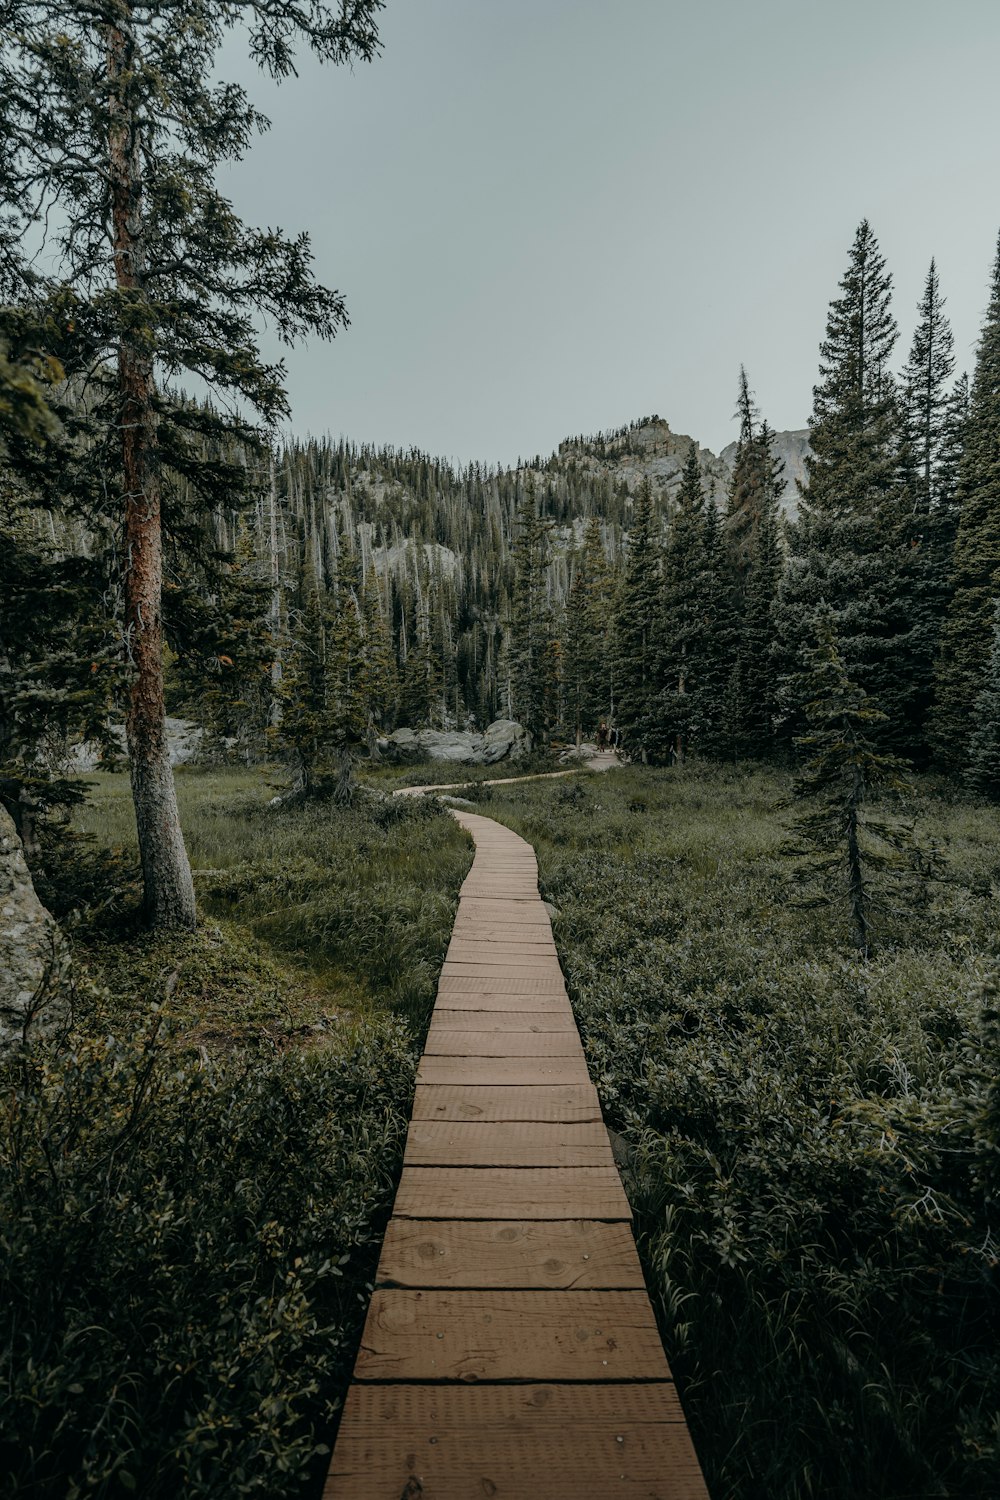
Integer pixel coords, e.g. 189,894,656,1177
2,769,472,1500
471,762,1000,1500
6,756,998,1499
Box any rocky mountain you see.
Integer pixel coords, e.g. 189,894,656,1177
538,416,810,518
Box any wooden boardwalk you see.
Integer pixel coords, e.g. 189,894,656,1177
325,793,709,1499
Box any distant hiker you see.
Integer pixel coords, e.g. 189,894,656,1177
596,721,609,751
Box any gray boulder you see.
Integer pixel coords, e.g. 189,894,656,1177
377,720,532,765
480,719,533,764
0,805,69,1049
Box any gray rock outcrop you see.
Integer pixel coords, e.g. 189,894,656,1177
377,719,533,765
0,805,69,1048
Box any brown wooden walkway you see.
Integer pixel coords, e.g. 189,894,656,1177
325,791,709,1499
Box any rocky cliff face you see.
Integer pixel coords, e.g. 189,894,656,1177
543,416,811,516
0,805,69,1048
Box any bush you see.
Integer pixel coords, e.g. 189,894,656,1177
0,1015,415,1499
484,764,1000,1500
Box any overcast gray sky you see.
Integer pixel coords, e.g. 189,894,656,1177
220,0,1000,466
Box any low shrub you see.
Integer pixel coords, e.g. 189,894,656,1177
485,764,1000,1500
0,1015,415,1500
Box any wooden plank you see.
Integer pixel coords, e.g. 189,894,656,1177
418,1056,587,1086
442,963,561,980
326,1386,710,1500
438,975,569,995
433,990,573,1013
456,900,551,924
403,1120,615,1168
423,1029,585,1058
450,923,558,942
393,1166,631,1220
411,1084,602,1123
327,1427,705,1500
376,1217,645,1288
354,1290,671,1381
425,1008,576,1031
446,942,556,962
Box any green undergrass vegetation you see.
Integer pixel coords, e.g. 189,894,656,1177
477,762,1000,1500
358,746,560,792
2,767,472,1500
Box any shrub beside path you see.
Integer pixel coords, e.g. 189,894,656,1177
325,754,709,1499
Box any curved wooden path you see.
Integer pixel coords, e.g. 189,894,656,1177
325,762,709,1499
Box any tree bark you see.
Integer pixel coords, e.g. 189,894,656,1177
108,14,196,930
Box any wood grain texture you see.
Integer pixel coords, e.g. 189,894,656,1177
425,1008,577,1031
355,1290,671,1382
433,990,573,1012
423,1029,586,1057
376,1218,645,1289
410,1083,603,1122
393,1166,631,1221
417,1056,587,1086
437,975,570,995
325,1385,710,1500
404,1120,615,1167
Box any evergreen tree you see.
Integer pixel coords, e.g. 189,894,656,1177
792,610,914,959
0,0,383,926
564,518,612,742
360,568,399,744
773,221,912,753
510,475,552,741
932,234,1000,768
613,478,660,758
896,261,962,759
964,601,1000,798
724,370,786,757
650,447,734,762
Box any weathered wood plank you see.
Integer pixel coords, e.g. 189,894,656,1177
433,990,573,1013
425,1008,577,1031
437,974,569,995
376,1217,645,1288
354,1290,671,1382
423,1029,586,1058
403,1120,615,1168
325,1385,710,1500
411,1083,602,1123
417,1056,587,1086
393,1165,631,1221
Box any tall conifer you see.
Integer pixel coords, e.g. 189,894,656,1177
613,478,661,758
773,221,912,751
931,234,1000,767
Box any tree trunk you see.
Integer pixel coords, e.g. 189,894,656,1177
108,15,196,930
845,770,870,959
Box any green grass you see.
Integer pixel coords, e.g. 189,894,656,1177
1,767,475,1500
477,762,1000,1500
65,765,473,1044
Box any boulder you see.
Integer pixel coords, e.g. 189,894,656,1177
377,720,532,765
480,719,533,764
0,805,69,1049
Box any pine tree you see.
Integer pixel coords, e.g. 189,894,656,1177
564,518,612,742
932,234,1000,768
0,0,382,926
649,447,734,762
964,601,1000,798
792,610,914,959
613,478,660,758
724,370,786,757
773,221,912,753
895,261,962,759
510,475,552,741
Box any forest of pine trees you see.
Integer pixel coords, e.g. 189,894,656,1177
5,217,1000,854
